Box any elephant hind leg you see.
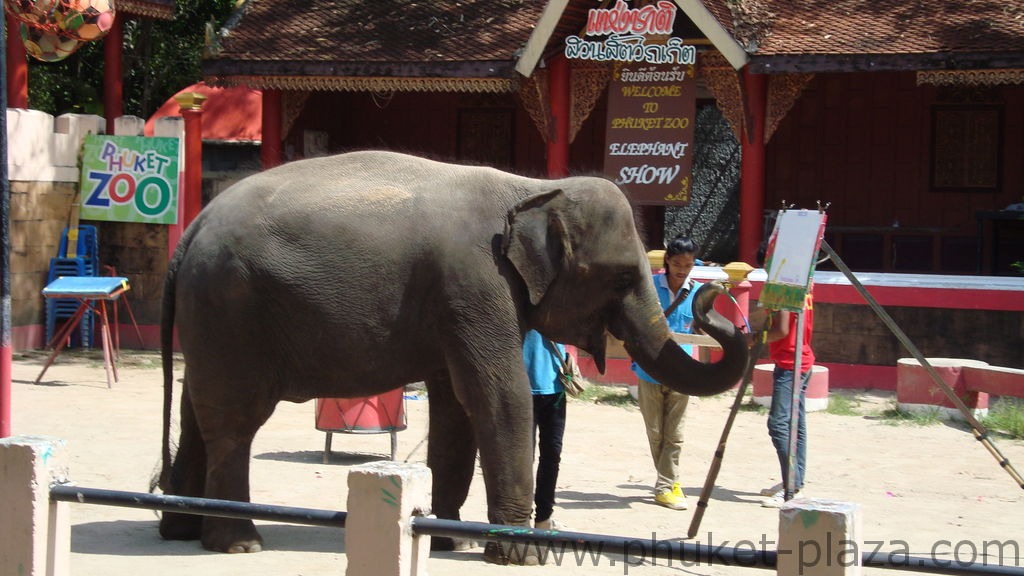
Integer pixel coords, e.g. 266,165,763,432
159,385,205,541
196,399,274,553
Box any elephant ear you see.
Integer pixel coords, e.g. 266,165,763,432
503,189,572,306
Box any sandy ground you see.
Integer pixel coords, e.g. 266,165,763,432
8,349,1024,575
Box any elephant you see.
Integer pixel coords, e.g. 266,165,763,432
157,149,749,563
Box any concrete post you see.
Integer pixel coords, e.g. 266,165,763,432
778,499,862,576
346,461,431,576
0,436,71,576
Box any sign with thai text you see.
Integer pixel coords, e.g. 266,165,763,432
564,0,695,65
604,62,696,205
79,135,179,224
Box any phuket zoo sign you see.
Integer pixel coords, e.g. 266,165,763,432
79,135,180,224
565,0,697,205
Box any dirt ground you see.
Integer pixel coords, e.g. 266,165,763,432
8,349,1024,575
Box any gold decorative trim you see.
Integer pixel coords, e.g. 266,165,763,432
570,61,612,143
699,51,744,143
518,69,551,142
917,69,1024,86
766,73,813,143
282,91,311,140
207,75,514,94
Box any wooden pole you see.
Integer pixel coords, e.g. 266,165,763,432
739,67,766,265
260,88,283,169
175,92,206,229
546,54,570,178
103,12,124,135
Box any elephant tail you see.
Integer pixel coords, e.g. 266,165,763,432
159,227,194,492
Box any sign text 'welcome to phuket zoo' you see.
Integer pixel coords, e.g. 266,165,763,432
565,0,697,205
79,135,180,225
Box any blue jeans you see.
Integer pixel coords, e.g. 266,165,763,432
767,367,810,491
533,392,566,523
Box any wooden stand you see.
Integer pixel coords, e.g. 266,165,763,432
35,277,130,389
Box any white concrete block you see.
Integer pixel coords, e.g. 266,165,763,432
153,116,185,139
114,115,147,136
778,498,862,576
0,436,71,576
346,461,431,576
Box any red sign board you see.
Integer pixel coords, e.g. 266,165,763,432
603,62,696,205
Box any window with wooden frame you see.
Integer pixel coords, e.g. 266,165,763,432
930,104,1002,192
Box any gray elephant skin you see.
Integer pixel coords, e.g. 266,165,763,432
158,150,748,562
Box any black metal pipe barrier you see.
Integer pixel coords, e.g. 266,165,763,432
50,484,1023,575
49,484,346,528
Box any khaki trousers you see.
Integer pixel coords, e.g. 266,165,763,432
637,379,690,493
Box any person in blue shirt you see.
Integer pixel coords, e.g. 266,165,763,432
631,235,702,510
522,329,568,529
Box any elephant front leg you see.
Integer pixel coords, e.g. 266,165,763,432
450,362,537,565
425,375,479,552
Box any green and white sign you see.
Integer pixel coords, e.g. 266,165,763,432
79,135,180,224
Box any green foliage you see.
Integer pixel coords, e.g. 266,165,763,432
879,401,943,426
25,0,236,119
982,397,1024,440
825,393,861,416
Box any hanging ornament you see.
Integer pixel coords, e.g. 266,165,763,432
4,0,61,28
19,21,82,62
56,0,116,42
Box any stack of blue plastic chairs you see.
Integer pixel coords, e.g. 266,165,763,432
45,225,100,348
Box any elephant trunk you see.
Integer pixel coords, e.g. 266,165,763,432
615,283,749,396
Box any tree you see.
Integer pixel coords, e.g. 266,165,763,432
26,0,236,119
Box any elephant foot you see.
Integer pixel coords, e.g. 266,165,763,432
159,511,202,541
483,541,542,566
201,518,264,553
431,536,478,551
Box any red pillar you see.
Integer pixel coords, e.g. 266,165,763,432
261,89,283,169
546,55,570,178
103,12,124,134
6,14,28,109
175,93,205,229
739,67,767,266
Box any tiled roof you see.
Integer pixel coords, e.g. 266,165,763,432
205,0,545,79
204,0,1024,82
702,0,1024,71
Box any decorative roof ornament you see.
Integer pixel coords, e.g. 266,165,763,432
917,69,1024,87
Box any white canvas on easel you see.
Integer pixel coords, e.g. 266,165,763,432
760,209,828,312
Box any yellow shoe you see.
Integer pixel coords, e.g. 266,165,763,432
655,485,688,510
672,482,685,498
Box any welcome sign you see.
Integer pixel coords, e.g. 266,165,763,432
564,0,698,206
604,62,696,204
79,135,180,224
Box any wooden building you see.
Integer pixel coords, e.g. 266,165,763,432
202,0,1024,275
